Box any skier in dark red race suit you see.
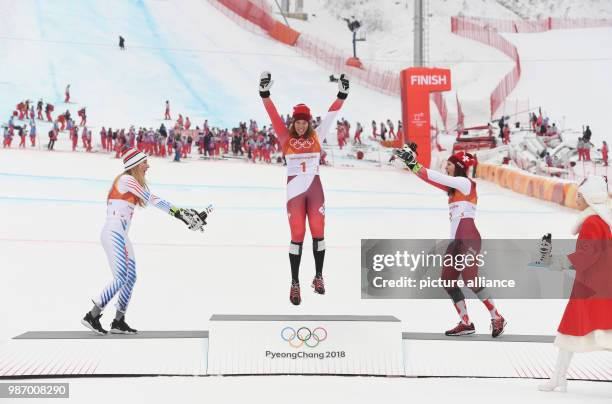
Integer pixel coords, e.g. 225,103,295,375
259,71,349,305
396,145,507,337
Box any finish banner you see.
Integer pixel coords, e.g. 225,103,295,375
400,67,451,168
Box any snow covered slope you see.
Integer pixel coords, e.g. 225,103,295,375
0,0,401,131
501,27,612,137
494,0,612,20
2,0,611,137
284,0,612,133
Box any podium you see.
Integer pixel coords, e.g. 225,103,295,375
1,319,611,380
207,315,404,375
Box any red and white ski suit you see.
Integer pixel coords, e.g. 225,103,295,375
263,97,344,242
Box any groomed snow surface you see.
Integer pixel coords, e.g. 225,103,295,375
27,374,612,404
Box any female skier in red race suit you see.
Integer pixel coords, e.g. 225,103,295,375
396,145,507,337
259,71,349,305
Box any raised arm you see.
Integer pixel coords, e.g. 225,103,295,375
418,168,471,195
262,97,289,146
395,144,471,194
317,74,350,142
415,168,449,192
259,71,289,146
315,98,344,142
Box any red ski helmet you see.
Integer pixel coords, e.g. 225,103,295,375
448,151,475,177
292,104,312,122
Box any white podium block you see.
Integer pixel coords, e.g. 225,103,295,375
207,315,404,375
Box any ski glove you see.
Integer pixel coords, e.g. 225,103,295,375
196,204,214,229
259,71,274,98
337,73,349,100
395,143,422,173
170,206,211,232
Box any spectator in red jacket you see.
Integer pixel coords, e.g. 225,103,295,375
354,121,363,145
78,107,87,126
387,119,395,139
81,127,89,151
70,126,78,151
584,138,594,161
57,114,67,131
18,126,26,148
336,121,346,150
100,127,107,150
47,129,57,150
502,124,510,145
45,103,54,122
16,102,25,120
36,100,44,120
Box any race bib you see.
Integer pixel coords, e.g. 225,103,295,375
449,201,476,221
286,153,320,176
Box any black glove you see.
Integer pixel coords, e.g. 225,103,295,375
197,204,214,227
337,73,349,100
259,71,273,98
394,142,422,173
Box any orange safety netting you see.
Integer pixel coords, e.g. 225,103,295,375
477,163,579,209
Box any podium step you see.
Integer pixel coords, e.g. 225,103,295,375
13,331,209,340
0,331,208,378
402,332,612,381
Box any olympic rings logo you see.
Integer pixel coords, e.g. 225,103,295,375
289,137,314,149
280,326,327,348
